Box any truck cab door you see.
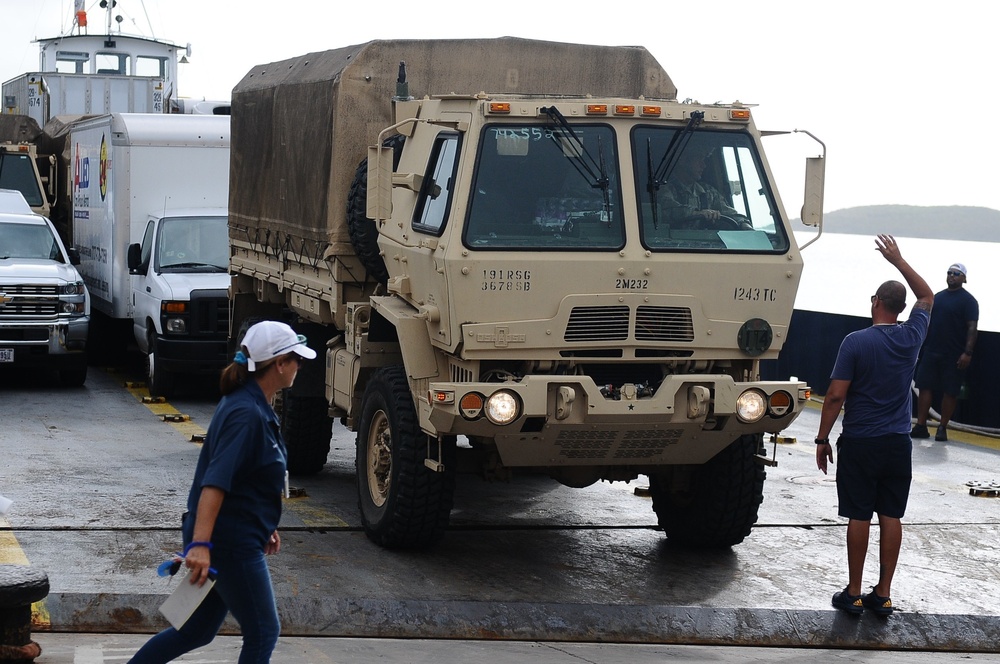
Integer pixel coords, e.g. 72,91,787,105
395,131,461,348
131,219,156,352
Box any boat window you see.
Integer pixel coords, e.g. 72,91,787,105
136,56,166,78
55,51,90,74
95,52,129,76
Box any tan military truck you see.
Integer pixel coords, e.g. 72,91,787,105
228,38,824,549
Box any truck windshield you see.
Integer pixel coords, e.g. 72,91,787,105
156,216,229,272
0,222,62,261
633,127,789,253
0,153,45,208
465,124,624,250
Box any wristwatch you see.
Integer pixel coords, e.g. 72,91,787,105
815,438,830,445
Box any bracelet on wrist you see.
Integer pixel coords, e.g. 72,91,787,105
815,438,830,445
183,541,213,556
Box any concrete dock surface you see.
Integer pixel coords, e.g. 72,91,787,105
1,367,998,653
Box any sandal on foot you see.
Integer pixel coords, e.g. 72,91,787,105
862,589,894,616
832,587,864,615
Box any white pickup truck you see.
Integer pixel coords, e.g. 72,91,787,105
0,189,89,385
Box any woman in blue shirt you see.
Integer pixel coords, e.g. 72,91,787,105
130,321,316,663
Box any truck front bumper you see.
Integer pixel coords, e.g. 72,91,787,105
0,317,89,368
155,336,228,374
423,374,809,467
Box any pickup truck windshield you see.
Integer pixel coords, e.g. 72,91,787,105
156,216,229,272
634,127,789,253
465,124,624,250
0,222,62,261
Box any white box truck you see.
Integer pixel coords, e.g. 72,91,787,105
69,113,230,395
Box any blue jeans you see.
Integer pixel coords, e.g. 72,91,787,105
128,550,280,664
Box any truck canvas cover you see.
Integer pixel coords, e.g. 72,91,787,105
229,38,677,253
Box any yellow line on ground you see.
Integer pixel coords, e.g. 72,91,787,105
283,497,350,529
1,519,51,629
121,380,206,445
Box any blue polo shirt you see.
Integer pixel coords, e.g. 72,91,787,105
183,380,286,554
831,307,930,438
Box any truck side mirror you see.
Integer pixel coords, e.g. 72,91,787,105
66,247,81,266
127,242,144,274
800,154,825,228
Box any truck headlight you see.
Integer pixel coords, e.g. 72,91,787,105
485,390,520,425
59,281,85,295
736,389,766,423
165,317,187,333
58,301,85,314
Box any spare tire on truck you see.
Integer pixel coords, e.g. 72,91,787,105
648,433,766,548
346,134,405,284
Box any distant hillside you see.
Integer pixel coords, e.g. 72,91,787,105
816,205,1000,242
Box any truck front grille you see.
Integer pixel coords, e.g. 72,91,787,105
635,306,694,342
564,305,693,343
554,427,684,460
0,285,59,318
188,291,229,336
565,306,629,342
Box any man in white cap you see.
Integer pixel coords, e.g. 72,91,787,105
911,262,978,442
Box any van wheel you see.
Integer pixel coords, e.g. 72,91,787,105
648,433,765,548
356,365,455,548
147,334,174,398
346,134,405,285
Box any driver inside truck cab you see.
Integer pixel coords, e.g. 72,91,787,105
661,150,752,231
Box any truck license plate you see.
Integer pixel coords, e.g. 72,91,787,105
0,348,13,363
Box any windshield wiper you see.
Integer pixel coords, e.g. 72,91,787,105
162,262,227,272
646,110,704,229
541,106,612,225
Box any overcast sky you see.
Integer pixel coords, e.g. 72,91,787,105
3,0,997,219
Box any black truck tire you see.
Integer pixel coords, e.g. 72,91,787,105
356,365,455,549
346,135,405,285
58,357,88,387
648,433,765,548
280,390,332,475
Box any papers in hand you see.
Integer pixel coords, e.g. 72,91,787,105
159,570,216,630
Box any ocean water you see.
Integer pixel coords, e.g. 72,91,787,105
794,232,997,333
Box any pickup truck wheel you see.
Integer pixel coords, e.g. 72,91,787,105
280,390,332,475
346,135,405,285
59,358,88,387
648,433,765,548
146,335,174,398
356,365,455,548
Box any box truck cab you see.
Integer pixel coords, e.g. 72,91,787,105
69,113,230,395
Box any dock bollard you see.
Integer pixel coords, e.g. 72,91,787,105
0,565,49,662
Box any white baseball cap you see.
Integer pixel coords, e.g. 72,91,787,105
240,321,316,371
948,263,967,277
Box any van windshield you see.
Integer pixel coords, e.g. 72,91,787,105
634,127,789,253
156,216,229,272
464,124,624,250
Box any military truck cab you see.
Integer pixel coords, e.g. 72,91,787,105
228,39,824,551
